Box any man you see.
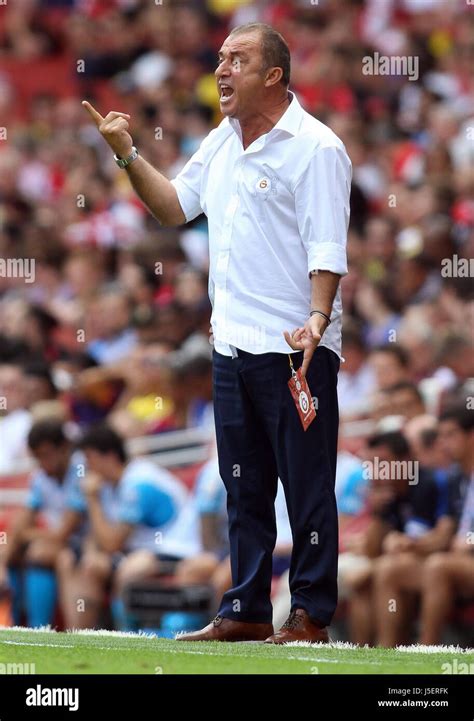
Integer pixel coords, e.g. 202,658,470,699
0,419,86,627
86,288,137,365
336,322,375,419
385,381,426,421
177,445,293,622
57,424,198,630
345,431,450,646
418,408,474,645
372,408,473,647
368,345,410,392
0,364,32,474
82,23,351,643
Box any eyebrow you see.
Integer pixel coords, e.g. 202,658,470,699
218,49,249,59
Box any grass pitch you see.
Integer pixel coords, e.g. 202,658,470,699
0,626,473,674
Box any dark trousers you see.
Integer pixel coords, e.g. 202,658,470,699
213,345,340,627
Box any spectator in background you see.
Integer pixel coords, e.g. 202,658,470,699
374,407,473,646
384,381,426,421
22,360,57,406
0,364,33,474
397,310,438,385
419,477,474,645
395,252,441,307
370,408,473,646
174,452,233,611
54,351,117,427
435,333,474,390
346,431,447,646
149,338,214,436
369,344,411,392
353,278,401,348
363,216,397,277
173,265,209,313
59,252,106,326
336,436,372,618
437,408,474,493
178,454,228,545
22,306,60,362
337,321,375,419
372,497,453,647
57,424,198,631
86,288,137,365
183,446,295,627
82,340,175,438
404,414,450,517
0,419,86,627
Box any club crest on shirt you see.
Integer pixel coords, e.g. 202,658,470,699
254,173,278,199
256,177,271,193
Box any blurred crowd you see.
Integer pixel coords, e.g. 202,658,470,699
0,0,473,644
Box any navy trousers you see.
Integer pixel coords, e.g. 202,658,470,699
213,345,340,627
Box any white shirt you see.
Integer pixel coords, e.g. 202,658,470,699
100,458,193,555
171,92,351,358
0,408,32,474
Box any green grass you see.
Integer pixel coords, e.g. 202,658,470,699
0,627,473,674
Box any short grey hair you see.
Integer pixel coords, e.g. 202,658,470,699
229,23,291,87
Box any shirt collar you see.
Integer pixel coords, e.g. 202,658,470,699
270,91,303,137
229,90,303,144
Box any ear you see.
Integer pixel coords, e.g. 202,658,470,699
264,67,284,87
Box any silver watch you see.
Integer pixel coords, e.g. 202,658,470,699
114,146,139,169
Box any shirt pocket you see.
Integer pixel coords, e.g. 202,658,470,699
247,171,280,225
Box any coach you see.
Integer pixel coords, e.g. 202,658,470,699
83,22,351,644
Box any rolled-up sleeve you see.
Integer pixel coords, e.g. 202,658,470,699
294,143,352,276
170,145,205,223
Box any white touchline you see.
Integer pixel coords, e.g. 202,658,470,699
1,640,132,652
396,643,474,654
2,640,75,648
1,630,472,655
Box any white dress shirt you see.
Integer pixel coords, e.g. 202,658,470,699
171,91,351,358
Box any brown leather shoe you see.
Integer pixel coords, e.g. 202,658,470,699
176,614,274,642
264,608,330,644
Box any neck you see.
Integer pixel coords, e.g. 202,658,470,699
239,92,290,150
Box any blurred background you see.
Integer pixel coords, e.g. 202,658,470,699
0,0,473,647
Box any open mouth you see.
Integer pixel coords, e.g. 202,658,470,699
220,85,235,103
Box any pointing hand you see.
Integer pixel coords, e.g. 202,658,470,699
82,100,134,159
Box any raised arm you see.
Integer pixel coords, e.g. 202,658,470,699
82,101,186,227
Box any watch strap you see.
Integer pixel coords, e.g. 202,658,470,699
114,146,139,169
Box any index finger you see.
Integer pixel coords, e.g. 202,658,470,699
82,100,104,125
300,346,315,378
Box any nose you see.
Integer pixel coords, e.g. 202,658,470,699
215,59,231,79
